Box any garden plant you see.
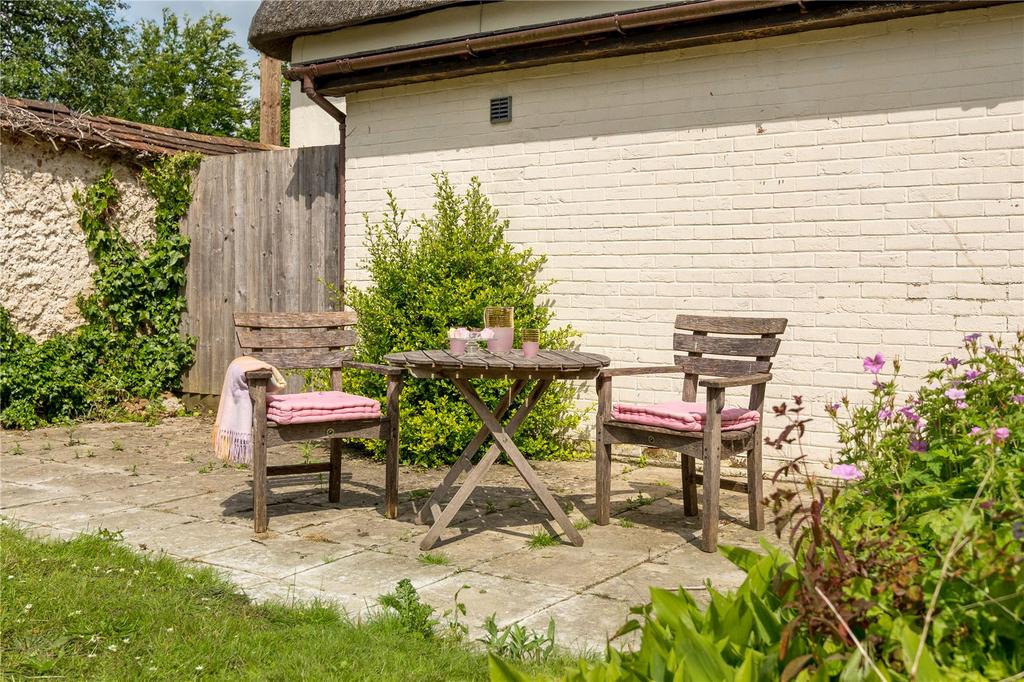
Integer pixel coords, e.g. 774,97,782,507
494,333,1023,681
340,173,587,467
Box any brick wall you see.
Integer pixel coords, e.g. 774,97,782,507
342,6,1024,470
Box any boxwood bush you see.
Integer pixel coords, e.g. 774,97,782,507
341,173,587,467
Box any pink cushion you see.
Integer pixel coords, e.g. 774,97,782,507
267,391,381,425
611,400,759,432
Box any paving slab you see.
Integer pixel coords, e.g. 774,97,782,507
289,548,456,597
516,593,634,655
4,496,133,532
200,532,363,580
120,520,254,560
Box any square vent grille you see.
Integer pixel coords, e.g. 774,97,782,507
489,96,511,123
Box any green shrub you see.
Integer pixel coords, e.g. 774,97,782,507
342,173,587,467
0,154,199,428
495,333,1023,681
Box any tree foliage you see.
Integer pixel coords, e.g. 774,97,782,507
0,1,287,142
0,0,128,115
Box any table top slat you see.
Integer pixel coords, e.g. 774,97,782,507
384,348,609,378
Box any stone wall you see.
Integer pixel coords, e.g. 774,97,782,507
0,135,157,340
338,6,1024,469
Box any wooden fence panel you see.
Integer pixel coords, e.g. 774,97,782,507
181,146,340,395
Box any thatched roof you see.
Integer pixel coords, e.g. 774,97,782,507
250,0,463,60
0,97,280,161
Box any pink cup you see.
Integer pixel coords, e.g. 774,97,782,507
485,327,514,353
449,338,467,354
522,341,539,358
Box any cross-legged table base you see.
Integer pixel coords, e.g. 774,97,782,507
415,377,583,550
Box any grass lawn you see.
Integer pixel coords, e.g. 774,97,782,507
0,525,571,680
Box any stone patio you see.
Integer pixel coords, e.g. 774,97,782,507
0,417,777,652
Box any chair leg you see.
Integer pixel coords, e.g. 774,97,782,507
252,429,268,534
595,429,612,526
701,387,724,553
384,418,399,519
329,439,343,504
681,455,697,517
747,441,765,531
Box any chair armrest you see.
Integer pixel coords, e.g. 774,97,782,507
599,365,688,378
699,373,772,389
342,361,405,377
245,369,274,381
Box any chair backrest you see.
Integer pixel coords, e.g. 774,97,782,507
673,314,787,402
233,311,357,370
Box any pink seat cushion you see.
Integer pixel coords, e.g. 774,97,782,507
611,400,759,432
267,391,381,425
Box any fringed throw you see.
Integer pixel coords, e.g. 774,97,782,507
212,356,285,465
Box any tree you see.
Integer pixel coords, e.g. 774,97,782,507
0,0,128,115
117,10,256,138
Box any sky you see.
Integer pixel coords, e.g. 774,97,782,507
123,1,262,96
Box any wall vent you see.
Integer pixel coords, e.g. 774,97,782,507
489,96,511,123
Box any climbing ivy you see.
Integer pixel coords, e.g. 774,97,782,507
0,153,201,428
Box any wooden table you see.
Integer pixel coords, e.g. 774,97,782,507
385,349,610,550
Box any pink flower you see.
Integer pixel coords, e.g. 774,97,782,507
878,408,892,420
963,369,983,381
993,427,1010,444
970,427,983,436
863,353,885,374
956,401,968,410
832,464,864,481
1012,395,1024,405
898,405,921,423
909,439,928,453
944,388,966,401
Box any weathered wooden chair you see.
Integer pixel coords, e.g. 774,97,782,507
594,314,787,552
234,312,404,533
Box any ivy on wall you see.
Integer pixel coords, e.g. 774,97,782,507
0,153,201,428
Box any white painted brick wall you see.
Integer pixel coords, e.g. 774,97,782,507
340,6,1024,470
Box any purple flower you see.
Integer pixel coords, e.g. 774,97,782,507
832,464,865,481
878,408,892,420
964,333,982,343
971,427,983,436
963,369,983,381
984,345,998,354
944,388,966,401
1012,395,1024,405
943,357,960,368
909,439,929,453
898,405,921,423
994,427,1010,444
863,353,885,374
956,401,968,410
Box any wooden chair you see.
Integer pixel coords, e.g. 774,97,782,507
594,314,787,552
234,311,404,533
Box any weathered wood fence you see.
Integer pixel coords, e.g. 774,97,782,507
181,145,340,396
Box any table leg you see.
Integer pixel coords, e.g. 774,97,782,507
415,379,528,525
419,379,549,550
451,378,584,547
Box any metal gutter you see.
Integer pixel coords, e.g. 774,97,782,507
285,0,796,82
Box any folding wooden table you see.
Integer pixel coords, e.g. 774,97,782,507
384,349,610,550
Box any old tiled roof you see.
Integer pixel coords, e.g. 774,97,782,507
249,0,463,60
0,96,280,159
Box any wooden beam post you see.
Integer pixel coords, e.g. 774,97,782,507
259,54,282,145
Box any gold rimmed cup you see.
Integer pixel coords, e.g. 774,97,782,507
522,328,540,358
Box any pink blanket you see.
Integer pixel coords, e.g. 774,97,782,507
612,400,759,432
267,391,381,425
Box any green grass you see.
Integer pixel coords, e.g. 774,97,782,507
0,525,571,680
417,551,452,566
526,531,559,550
616,518,636,529
572,518,592,531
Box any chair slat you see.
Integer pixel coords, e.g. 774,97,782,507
237,328,356,350
674,355,771,376
250,348,352,369
675,315,787,335
234,311,357,328
673,334,781,358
